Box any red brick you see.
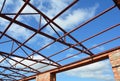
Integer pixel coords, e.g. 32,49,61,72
109,51,120,60
109,50,120,81
36,73,56,81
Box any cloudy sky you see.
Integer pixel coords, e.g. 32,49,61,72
57,59,114,81
0,0,120,81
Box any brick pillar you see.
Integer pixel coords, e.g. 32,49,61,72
109,50,120,81
36,72,56,81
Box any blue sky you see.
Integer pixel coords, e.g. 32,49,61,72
0,0,120,81
57,59,115,81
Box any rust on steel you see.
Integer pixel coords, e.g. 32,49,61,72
19,46,120,81
0,0,30,39
0,0,119,80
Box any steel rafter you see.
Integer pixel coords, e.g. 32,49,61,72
0,14,91,55
0,64,26,78
0,0,6,13
0,51,58,67
0,71,17,81
0,65,36,73
23,0,94,56
0,0,120,80
0,0,30,38
19,46,120,81
0,31,60,66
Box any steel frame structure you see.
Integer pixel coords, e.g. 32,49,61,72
20,46,120,81
0,0,120,81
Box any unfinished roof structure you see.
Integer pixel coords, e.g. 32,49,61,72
0,0,120,81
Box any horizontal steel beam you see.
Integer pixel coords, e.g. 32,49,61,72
23,0,93,56
0,14,90,55
0,73,17,81
19,46,120,81
0,73,21,78
0,65,35,73
0,0,30,39
0,31,61,67
0,51,57,67
51,48,117,73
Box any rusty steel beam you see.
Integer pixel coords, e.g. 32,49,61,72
0,73,21,78
0,51,40,73
25,0,79,31
0,32,61,75
1,69,26,79
19,46,120,81
23,0,94,56
31,4,115,56
3,54,40,73
0,72,17,81
0,0,118,80
0,65,35,73
58,36,120,63
53,46,120,73
60,5,116,39
0,57,27,78
0,51,57,67
89,36,120,50
22,0,91,56
38,23,120,63
22,5,117,58
0,31,61,67
0,15,90,55
0,0,30,39
19,3,116,57
80,23,120,43
44,17,93,55
0,64,26,78
0,0,6,13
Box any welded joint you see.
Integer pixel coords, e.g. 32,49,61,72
113,0,120,9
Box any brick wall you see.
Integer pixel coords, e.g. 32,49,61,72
109,50,120,81
36,72,56,81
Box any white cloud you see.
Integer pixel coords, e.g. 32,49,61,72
0,56,4,62
0,0,99,46
13,55,44,68
17,4,38,21
7,24,34,40
0,1,115,80
9,57,25,68
36,0,68,18
31,0,99,35
65,60,114,81
44,3,99,35
54,4,99,30
8,55,56,72
0,18,10,31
